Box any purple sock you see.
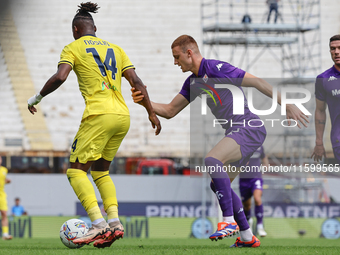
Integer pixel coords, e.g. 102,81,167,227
244,209,251,221
205,157,233,217
211,179,250,230
255,205,263,224
210,181,216,193
231,189,249,231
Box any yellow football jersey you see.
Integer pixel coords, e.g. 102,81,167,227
0,166,8,195
58,35,134,120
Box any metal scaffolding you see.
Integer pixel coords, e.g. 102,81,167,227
199,0,323,165
198,1,328,235
201,0,321,79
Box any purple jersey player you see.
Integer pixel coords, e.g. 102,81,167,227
312,35,340,164
179,59,266,167
239,146,269,237
131,35,308,248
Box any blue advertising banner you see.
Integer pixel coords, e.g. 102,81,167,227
263,203,340,218
76,202,214,217
76,202,340,218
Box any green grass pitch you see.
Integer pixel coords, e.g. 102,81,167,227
1,238,340,255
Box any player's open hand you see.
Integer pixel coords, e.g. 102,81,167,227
131,87,145,104
311,144,326,162
286,104,309,129
149,113,161,135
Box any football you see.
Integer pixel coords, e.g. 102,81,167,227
59,219,89,249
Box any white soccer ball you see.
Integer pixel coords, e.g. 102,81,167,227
60,218,89,249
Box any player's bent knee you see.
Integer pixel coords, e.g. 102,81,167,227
91,158,111,171
254,196,262,206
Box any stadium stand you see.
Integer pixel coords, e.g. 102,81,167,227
0,11,53,150
0,0,194,156
0,44,28,148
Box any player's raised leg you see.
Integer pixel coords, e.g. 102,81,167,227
210,180,259,246
207,137,241,240
209,179,239,240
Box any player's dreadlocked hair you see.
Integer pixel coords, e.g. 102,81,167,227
73,2,99,23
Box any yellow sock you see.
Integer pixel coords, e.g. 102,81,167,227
91,170,118,220
67,168,102,222
2,226,8,235
106,206,119,220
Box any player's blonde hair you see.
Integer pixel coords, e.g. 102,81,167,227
171,35,200,54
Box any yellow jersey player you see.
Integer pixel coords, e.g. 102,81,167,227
0,156,12,240
27,2,161,249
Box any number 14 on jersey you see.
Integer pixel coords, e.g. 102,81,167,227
86,48,117,80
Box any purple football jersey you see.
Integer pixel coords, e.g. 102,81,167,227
179,58,261,131
315,66,340,148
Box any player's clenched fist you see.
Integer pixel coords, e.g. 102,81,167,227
27,94,43,114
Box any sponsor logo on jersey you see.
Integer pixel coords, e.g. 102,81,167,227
203,74,209,83
216,63,224,71
332,89,340,96
199,83,223,106
102,81,117,91
328,76,337,81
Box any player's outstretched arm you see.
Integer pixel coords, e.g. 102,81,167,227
123,69,161,135
241,72,309,128
131,88,189,119
311,98,327,162
28,64,72,114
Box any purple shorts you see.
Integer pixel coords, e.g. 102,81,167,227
333,147,340,164
239,178,263,202
225,125,266,167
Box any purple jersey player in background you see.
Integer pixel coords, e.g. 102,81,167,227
312,35,340,164
239,145,269,237
131,35,308,248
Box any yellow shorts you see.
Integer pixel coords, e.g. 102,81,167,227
70,114,130,164
0,193,8,211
